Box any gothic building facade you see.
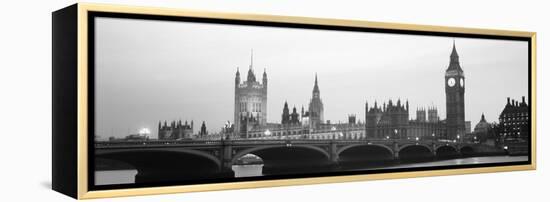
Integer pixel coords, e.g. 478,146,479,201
363,42,467,141
233,42,470,141
365,99,410,139
408,107,447,140
445,41,466,139
234,52,268,138
281,101,301,125
238,73,366,140
158,120,194,140
364,100,447,141
307,74,324,127
499,96,529,141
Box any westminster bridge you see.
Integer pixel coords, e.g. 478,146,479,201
95,139,500,183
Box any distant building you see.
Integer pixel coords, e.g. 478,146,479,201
364,42,468,141
281,101,300,125
445,41,466,139
416,108,426,122
469,113,492,143
307,74,324,128
365,99,409,139
239,74,365,140
234,51,268,138
409,117,447,141
107,134,149,141
158,120,193,140
499,96,529,141
199,121,208,137
365,100,447,140
474,114,490,134
230,42,474,141
427,107,440,122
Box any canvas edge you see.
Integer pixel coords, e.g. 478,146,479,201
70,3,537,199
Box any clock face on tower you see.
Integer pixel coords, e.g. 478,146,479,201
447,78,456,87
460,78,464,87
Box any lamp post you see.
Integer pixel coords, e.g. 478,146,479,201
394,129,398,140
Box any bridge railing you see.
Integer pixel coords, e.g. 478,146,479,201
95,138,471,148
95,139,223,147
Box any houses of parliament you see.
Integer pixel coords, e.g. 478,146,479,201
228,42,472,141
157,42,528,143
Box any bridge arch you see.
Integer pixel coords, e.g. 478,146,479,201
96,148,224,183
96,148,222,168
459,145,476,156
434,145,459,158
337,144,394,156
337,144,395,167
398,144,433,161
231,145,330,164
231,144,333,175
398,143,433,153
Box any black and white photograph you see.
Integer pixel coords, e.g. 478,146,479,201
91,14,531,188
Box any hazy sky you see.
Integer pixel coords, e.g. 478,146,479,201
94,17,528,139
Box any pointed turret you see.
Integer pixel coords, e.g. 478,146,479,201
200,121,207,136
247,49,256,82
235,67,240,85
282,101,290,124
447,40,462,71
312,73,320,94
451,40,459,59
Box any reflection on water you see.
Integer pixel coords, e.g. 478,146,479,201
95,170,137,185
95,156,527,185
232,164,264,177
383,155,528,169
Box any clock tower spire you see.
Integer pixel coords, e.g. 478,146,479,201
445,40,465,140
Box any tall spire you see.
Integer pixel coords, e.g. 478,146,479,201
451,40,458,58
448,40,462,71
450,40,459,63
313,73,320,93
235,67,241,85
247,49,256,82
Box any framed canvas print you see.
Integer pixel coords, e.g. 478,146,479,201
52,3,537,199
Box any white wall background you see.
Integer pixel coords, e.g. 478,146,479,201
0,0,547,201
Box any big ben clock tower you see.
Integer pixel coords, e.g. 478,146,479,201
445,41,465,140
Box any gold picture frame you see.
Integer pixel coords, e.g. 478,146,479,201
52,3,536,199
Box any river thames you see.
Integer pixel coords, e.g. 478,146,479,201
95,155,527,185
